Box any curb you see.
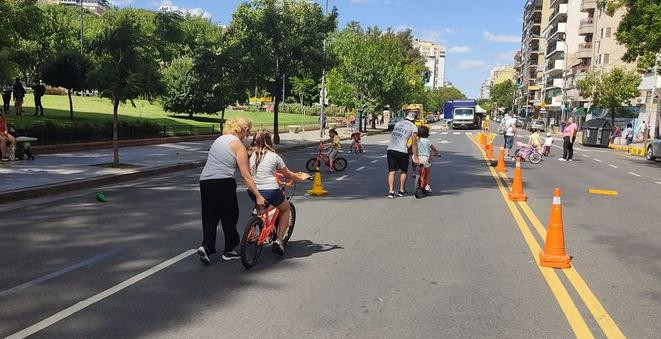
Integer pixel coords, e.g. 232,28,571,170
0,129,389,205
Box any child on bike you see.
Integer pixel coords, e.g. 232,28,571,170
543,132,553,157
350,130,363,153
248,129,310,255
528,129,542,152
326,128,341,171
416,125,439,193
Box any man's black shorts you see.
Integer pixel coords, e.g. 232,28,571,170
387,150,409,172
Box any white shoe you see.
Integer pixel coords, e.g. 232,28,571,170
568,159,573,162
558,158,566,161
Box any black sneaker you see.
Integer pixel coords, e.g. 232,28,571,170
272,239,285,255
397,191,407,197
221,250,241,261
197,246,211,265
388,191,396,199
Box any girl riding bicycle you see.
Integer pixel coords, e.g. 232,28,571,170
416,125,439,193
248,129,310,255
325,128,341,171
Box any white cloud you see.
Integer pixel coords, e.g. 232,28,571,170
448,46,471,54
458,60,487,70
482,31,520,43
494,50,518,61
444,28,455,34
393,25,413,32
158,0,211,19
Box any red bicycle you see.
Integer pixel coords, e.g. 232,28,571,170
413,164,430,199
305,141,348,172
240,175,309,269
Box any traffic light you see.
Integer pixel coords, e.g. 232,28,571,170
422,71,431,83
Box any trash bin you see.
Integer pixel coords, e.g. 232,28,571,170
581,118,612,147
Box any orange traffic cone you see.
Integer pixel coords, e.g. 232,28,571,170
540,188,571,268
495,147,507,173
485,143,494,160
479,132,487,147
508,161,528,201
307,167,328,196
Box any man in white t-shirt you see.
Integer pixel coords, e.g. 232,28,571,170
503,112,517,157
386,112,418,198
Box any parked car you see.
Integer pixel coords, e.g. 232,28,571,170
646,136,660,161
388,117,403,131
426,115,436,124
530,119,546,131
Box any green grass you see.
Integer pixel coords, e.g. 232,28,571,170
7,94,321,129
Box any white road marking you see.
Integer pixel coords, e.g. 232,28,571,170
431,126,441,130
355,166,365,171
439,140,452,144
609,164,618,169
441,132,448,135
336,175,348,181
430,132,438,135
0,251,118,298
378,140,388,144
594,158,603,163
453,132,460,135
655,181,661,185
628,172,641,177
371,159,378,163
7,249,195,339
381,155,387,158
582,154,589,158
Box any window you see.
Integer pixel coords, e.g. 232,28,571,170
600,28,604,38
603,54,610,64
596,54,601,64
605,27,612,37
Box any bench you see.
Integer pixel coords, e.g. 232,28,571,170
15,136,36,160
288,125,302,134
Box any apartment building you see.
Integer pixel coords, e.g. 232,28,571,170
413,39,446,90
39,0,111,15
480,80,491,100
519,0,551,116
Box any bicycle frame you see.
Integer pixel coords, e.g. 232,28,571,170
313,141,331,166
252,174,294,246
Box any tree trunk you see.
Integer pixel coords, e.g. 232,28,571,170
112,97,120,167
611,107,616,130
220,108,226,135
68,89,74,121
371,113,376,129
272,78,281,144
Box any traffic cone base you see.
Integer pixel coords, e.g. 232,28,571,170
539,188,572,269
496,147,506,173
508,192,528,201
307,168,328,196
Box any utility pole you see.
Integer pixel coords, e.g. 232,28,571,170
282,73,286,104
319,0,328,139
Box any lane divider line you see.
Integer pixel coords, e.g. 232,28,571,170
655,181,661,185
594,159,603,163
609,164,618,169
582,154,590,158
466,134,594,338
7,249,196,339
335,175,348,181
355,166,365,171
371,159,379,164
628,172,641,177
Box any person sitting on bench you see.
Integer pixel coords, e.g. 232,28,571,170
0,110,16,161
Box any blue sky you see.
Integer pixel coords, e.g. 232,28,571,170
114,0,524,98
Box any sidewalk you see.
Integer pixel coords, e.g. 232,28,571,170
0,126,383,204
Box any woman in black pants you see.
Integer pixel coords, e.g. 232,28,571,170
197,117,265,264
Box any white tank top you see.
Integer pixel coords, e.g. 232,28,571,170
200,134,240,181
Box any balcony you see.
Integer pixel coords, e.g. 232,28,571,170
546,78,565,89
546,41,566,57
578,18,595,35
546,59,565,75
549,3,569,25
547,22,567,40
581,0,597,12
576,42,593,59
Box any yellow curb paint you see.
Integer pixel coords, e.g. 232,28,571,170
468,134,625,339
588,189,618,196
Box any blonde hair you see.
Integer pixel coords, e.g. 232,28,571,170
224,117,252,135
249,129,278,175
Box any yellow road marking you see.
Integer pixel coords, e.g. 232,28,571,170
467,135,594,338
468,134,625,339
588,189,618,196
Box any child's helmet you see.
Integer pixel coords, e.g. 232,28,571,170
546,132,551,137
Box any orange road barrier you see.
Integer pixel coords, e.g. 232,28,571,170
307,167,328,196
540,188,572,269
508,161,528,201
496,147,507,173
485,143,494,160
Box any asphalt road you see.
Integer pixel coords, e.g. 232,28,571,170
1,124,659,338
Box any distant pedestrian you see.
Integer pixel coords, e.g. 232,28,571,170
624,123,633,145
559,117,577,161
2,85,11,113
638,121,648,141
543,132,553,157
196,117,265,265
611,125,621,144
503,112,517,158
32,80,46,116
12,78,25,116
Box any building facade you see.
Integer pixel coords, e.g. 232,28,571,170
413,39,446,90
39,0,111,15
519,0,551,117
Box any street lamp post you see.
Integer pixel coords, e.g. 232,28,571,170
319,0,328,139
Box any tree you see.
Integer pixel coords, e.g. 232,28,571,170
598,0,661,73
89,9,163,167
160,56,202,117
290,75,316,106
229,0,338,143
490,80,515,112
0,0,43,83
577,67,642,127
477,99,494,113
42,50,91,120
424,86,467,113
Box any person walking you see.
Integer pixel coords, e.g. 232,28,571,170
386,112,418,198
560,117,578,161
32,80,46,116
12,78,25,116
503,112,517,158
196,117,266,265
2,85,11,113
624,123,634,146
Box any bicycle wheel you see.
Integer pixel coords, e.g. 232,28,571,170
306,158,319,172
240,217,263,269
529,151,542,164
333,157,348,171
